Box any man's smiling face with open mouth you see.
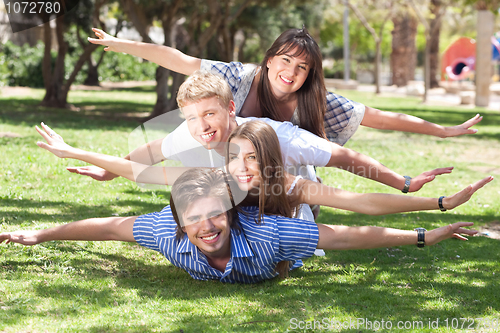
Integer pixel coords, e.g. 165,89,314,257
181,97,236,154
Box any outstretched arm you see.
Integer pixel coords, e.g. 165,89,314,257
66,136,165,182
88,28,201,75
361,106,482,138
298,176,493,215
36,123,189,185
316,222,478,250
326,142,453,192
0,216,136,246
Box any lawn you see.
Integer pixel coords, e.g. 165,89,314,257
1,86,499,332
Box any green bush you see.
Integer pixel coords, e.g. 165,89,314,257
0,40,157,88
96,50,157,82
0,53,8,87
1,41,47,87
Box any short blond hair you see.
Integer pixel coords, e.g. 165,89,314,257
176,70,233,108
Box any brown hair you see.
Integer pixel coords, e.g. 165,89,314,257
170,168,241,239
227,120,297,278
257,27,327,139
227,120,295,222
176,70,233,109
170,167,290,278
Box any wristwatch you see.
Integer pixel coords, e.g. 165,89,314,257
402,176,412,193
438,196,447,212
414,228,426,248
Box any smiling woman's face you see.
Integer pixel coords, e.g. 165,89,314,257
227,137,262,193
266,48,310,99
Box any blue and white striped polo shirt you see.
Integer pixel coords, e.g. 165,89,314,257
133,206,319,283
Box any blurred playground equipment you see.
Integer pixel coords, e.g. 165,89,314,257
442,35,500,81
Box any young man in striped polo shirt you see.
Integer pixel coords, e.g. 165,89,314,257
0,169,478,283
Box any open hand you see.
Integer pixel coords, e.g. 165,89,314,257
36,122,73,158
0,230,41,246
426,222,478,246
442,176,494,210
442,114,482,138
66,165,118,181
87,28,120,52
409,167,454,192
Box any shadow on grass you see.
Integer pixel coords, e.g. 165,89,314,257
1,197,168,225
366,108,500,142
1,233,498,331
0,97,150,130
315,208,499,228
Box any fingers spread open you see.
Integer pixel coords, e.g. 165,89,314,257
463,114,483,128
35,125,47,139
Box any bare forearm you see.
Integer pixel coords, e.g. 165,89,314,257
306,185,440,215
124,138,165,165
327,145,405,191
361,106,445,137
37,217,136,244
109,39,200,75
69,147,188,185
317,224,417,250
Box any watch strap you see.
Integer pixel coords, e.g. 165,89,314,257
438,196,447,212
402,176,412,194
414,228,426,248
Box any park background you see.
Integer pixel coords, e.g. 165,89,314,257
1,0,500,332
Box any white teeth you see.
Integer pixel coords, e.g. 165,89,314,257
237,175,252,181
201,233,218,241
201,132,215,140
280,76,292,83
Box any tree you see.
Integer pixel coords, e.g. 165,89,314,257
82,13,126,86
346,0,394,93
469,0,499,106
390,4,418,87
39,0,104,108
117,0,259,118
429,0,443,88
408,0,447,102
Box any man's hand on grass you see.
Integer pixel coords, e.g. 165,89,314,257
0,230,41,246
66,165,118,181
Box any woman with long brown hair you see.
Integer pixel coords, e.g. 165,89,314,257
224,120,492,222
88,27,482,146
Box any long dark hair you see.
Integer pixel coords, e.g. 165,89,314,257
227,121,297,278
258,27,327,139
227,121,295,223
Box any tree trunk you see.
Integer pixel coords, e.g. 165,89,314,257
423,39,430,102
41,16,69,108
475,10,494,107
84,50,105,86
151,66,172,118
390,11,417,87
429,0,442,88
375,40,381,94
40,17,100,108
167,71,185,111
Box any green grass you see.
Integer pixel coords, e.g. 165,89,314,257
1,87,499,332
